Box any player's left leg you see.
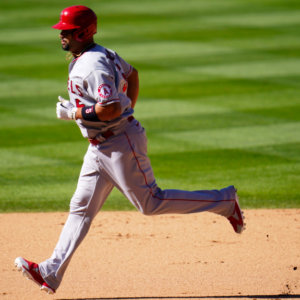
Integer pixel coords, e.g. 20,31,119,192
38,147,114,291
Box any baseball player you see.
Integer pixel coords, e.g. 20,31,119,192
14,5,245,295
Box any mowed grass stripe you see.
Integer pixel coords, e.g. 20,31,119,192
135,97,300,122
189,90,300,110
0,80,64,99
204,10,300,27
159,122,300,150
184,58,300,78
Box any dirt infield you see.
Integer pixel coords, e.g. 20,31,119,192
0,209,299,300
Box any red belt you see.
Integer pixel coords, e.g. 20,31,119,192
89,116,134,146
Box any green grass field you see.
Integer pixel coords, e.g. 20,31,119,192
0,0,299,212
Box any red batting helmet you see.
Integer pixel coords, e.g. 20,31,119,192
52,5,97,42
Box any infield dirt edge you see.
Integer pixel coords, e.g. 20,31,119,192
1,209,299,299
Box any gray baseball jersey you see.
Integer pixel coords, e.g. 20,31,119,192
39,44,237,290
68,44,133,138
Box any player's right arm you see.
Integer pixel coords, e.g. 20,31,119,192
127,67,139,109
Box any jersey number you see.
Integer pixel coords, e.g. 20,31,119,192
75,99,85,108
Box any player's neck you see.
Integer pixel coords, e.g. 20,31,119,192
72,40,95,58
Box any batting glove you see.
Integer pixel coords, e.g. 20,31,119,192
56,96,77,120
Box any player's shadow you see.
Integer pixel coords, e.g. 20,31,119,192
58,294,300,300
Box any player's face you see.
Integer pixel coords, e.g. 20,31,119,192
59,30,76,51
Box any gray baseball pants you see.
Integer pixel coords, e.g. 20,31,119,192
39,118,236,290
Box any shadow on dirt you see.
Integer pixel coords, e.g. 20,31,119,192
58,294,300,300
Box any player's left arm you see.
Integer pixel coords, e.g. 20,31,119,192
75,102,121,121
78,67,139,120
57,67,137,122
56,96,121,121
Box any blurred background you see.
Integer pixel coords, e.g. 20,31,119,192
0,0,299,211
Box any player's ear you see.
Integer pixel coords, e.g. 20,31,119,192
73,29,87,42
76,30,85,41
73,30,80,41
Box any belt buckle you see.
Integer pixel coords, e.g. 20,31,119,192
89,130,114,146
88,138,100,146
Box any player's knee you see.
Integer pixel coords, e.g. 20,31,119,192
69,193,91,215
142,209,155,216
140,202,161,216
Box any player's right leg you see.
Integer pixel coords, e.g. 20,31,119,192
227,191,245,233
109,121,245,233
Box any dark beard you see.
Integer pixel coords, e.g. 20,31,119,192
62,44,70,51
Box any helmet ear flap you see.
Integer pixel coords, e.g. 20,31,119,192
73,23,97,42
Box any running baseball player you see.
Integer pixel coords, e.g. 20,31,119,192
15,5,245,294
